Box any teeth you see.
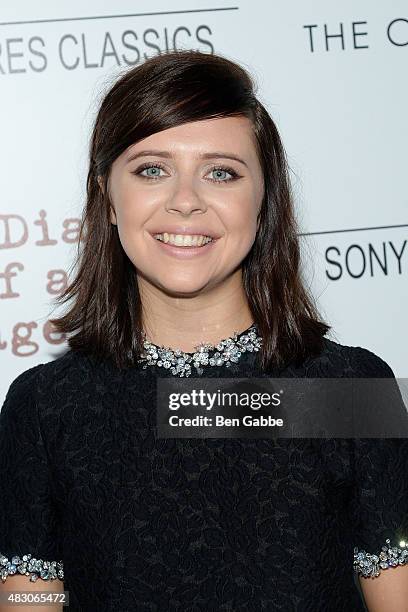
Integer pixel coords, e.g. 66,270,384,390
153,233,214,247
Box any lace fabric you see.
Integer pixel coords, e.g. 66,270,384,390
1,337,407,610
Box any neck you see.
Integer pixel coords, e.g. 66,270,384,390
138,272,254,352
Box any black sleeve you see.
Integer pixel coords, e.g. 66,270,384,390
0,366,64,584
349,347,408,578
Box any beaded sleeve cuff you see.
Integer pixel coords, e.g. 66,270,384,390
354,538,408,578
0,552,64,582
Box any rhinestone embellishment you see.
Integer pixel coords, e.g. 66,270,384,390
353,538,408,578
137,323,262,377
0,551,64,582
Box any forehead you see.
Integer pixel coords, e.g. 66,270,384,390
124,116,257,158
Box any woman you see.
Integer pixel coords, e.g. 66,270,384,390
1,50,407,611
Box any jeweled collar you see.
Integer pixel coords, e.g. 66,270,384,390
137,323,262,377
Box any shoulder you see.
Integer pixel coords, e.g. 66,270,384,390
320,337,396,377
283,336,396,378
2,349,102,413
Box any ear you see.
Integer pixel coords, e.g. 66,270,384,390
110,205,117,226
98,175,117,226
97,175,104,194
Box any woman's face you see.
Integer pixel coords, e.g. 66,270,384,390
106,115,264,297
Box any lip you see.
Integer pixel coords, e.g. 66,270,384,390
148,226,222,239
149,232,219,259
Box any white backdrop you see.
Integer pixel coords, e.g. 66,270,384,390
1,0,407,404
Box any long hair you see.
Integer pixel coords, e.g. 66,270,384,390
49,49,330,371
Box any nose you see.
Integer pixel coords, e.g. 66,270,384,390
165,177,207,216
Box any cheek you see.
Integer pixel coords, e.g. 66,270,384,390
224,197,259,235
112,182,146,229
113,199,147,259
218,203,258,260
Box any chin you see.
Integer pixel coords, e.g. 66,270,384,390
155,278,212,297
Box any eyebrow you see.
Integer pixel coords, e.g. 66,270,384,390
126,149,248,168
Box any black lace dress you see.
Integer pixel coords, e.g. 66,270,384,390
1,329,408,611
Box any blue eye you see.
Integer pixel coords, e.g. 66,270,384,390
211,168,236,182
133,162,240,183
140,165,164,178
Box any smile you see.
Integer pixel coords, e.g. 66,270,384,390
150,232,219,259
153,233,213,247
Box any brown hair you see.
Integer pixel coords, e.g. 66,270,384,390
49,49,330,371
